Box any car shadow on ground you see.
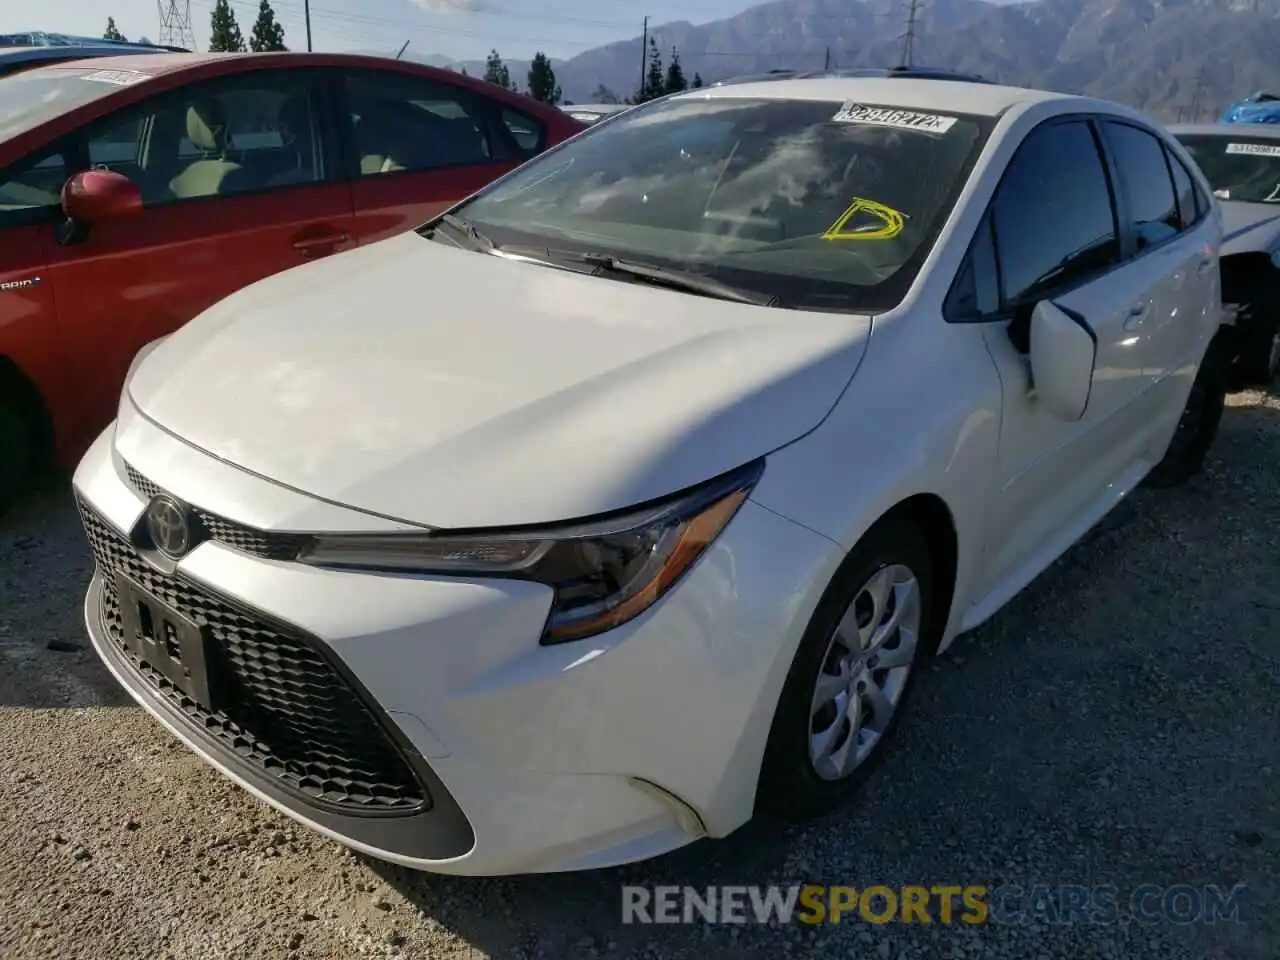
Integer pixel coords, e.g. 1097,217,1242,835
0,476,132,709
0,393,1274,957
365,392,1279,959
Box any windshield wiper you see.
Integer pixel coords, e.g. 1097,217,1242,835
427,213,497,251
578,253,778,306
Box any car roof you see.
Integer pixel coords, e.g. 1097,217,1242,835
0,45,172,65
1168,122,1280,140
711,66,990,86
675,76,1074,118
18,49,534,83
799,67,991,83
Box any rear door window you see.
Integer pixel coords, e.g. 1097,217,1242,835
342,71,493,176
1101,121,1181,251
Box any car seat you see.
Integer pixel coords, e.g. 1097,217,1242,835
265,93,317,188
354,113,407,175
168,98,244,198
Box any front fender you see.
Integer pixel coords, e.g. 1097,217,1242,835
749,312,1003,649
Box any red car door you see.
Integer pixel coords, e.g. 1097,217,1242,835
0,147,75,466
337,69,554,244
39,67,355,457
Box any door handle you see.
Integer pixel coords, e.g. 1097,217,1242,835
292,230,350,254
1123,303,1149,331
1195,257,1214,275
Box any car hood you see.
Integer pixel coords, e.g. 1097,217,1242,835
127,232,871,530
1220,201,1280,257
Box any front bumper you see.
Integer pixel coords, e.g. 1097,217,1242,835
73,413,841,876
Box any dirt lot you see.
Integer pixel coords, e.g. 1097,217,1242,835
1,390,1277,960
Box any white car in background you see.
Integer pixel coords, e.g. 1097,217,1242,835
1171,122,1280,386
75,78,1225,877
559,101,629,125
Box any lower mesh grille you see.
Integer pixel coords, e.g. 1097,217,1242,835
78,497,429,815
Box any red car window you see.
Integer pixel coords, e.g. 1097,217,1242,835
81,70,329,204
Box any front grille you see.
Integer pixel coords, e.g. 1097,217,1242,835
79,498,429,815
124,464,308,562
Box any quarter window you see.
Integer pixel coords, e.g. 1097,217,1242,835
343,72,492,175
1102,121,1180,250
991,120,1120,306
500,108,545,157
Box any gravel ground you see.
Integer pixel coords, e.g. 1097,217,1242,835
1,389,1277,960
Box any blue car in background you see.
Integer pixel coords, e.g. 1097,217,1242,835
0,31,185,78
1221,92,1280,125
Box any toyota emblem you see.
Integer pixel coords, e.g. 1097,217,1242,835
145,495,191,559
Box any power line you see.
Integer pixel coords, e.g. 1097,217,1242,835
219,0,899,55
207,0,904,65
158,0,197,50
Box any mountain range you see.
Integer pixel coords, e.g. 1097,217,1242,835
409,0,1280,120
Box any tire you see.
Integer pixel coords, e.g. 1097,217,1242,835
1235,318,1280,389
0,395,34,516
1145,338,1227,489
756,516,938,822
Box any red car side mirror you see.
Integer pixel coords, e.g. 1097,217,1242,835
61,169,143,224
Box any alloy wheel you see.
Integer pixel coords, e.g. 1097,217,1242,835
809,563,921,781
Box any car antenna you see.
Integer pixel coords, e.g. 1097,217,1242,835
395,40,410,60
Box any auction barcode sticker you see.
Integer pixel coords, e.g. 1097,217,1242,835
832,102,957,134
1226,142,1280,157
79,69,151,86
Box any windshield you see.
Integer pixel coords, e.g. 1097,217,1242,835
0,65,146,141
442,96,992,312
1177,134,1280,203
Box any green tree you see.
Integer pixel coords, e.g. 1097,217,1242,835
483,49,514,91
103,17,127,42
663,46,687,94
636,37,665,103
249,0,287,52
208,0,246,53
692,72,704,89
527,52,561,104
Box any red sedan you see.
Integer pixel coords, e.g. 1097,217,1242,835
0,51,584,507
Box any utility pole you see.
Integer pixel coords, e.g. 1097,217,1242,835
1189,68,1205,121
899,0,922,69
304,0,313,51
639,16,649,98
824,46,831,70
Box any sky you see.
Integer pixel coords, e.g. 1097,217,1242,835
5,0,764,62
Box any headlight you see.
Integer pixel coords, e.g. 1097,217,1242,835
297,460,763,644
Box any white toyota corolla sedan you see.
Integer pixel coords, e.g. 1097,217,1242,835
75,78,1226,876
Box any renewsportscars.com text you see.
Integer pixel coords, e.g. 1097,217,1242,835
621,884,1248,926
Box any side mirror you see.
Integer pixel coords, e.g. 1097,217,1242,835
1028,300,1097,422
61,169,143,225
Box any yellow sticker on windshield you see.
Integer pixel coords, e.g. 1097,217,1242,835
822,197,906,241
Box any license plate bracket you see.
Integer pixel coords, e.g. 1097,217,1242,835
114,572,216,710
